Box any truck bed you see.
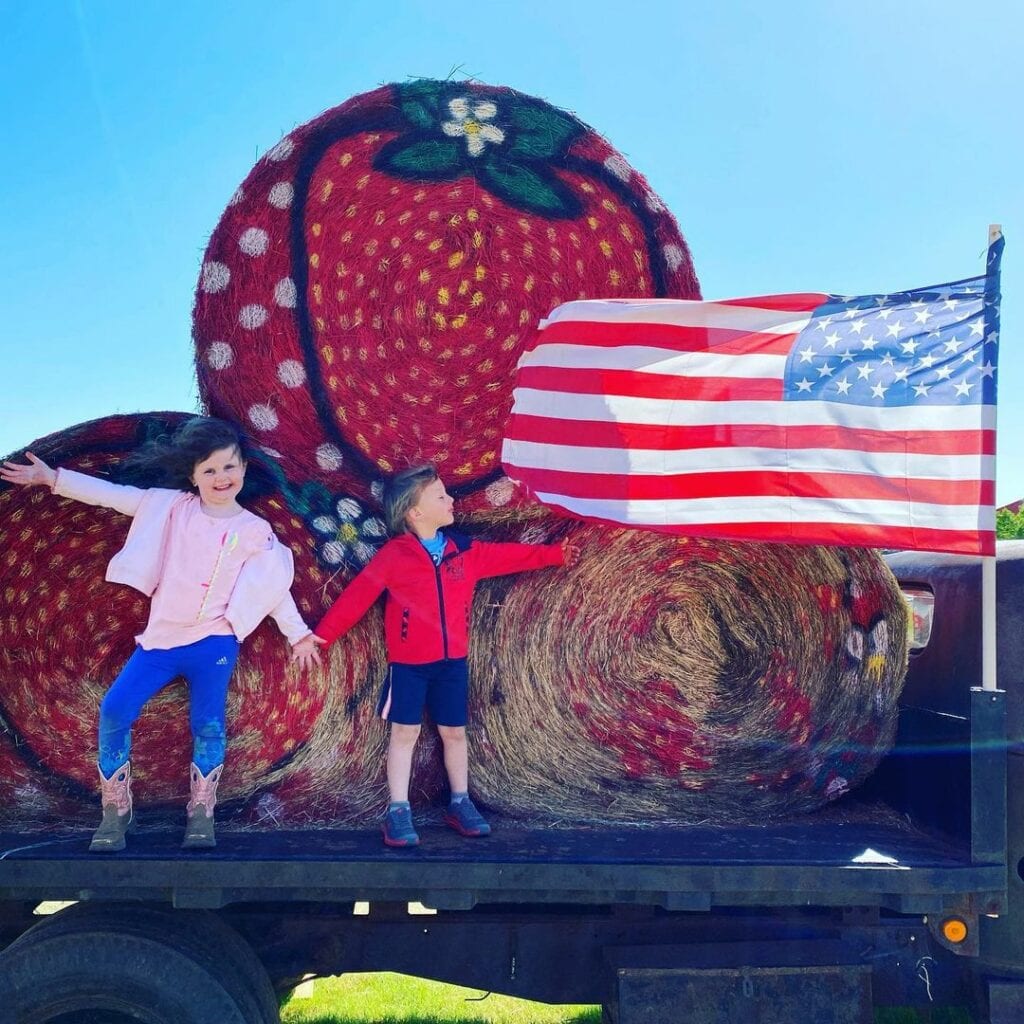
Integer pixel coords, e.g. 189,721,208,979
0,806,1003,914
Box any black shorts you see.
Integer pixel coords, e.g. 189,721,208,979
376,658,469,727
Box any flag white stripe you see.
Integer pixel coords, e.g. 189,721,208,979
519,344,788,379
546,298,816,334
533,492,996,531
502,439,995,482
510,388,996,432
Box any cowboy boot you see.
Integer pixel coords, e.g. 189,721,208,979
89,761,133,853
182,762,222,849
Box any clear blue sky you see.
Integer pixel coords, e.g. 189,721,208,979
3,1,1021,500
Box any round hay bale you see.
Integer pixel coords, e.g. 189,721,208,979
0,414,442,828
467,520,909,823
192,79,700,516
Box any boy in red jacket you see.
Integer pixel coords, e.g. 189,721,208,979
299,465,579,847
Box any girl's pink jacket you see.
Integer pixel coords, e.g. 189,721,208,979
51,469,310,644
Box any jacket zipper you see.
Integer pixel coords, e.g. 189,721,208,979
421,541,450,660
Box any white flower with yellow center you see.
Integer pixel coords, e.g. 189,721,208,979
441,97,505,157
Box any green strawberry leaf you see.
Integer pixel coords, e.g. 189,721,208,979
375,137,463,179
505,100,584,160
396,80,446,129
477,160,582,218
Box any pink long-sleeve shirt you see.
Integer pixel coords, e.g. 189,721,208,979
52,469,311,650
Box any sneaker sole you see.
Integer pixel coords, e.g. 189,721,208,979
443,814,490,837
88,838,126,853
382,826,419,847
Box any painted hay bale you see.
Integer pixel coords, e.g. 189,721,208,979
0,414,443,828
467,519,909,823
192,79,700,527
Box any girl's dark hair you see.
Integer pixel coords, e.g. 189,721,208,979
383,464,439,535
120,416,251,492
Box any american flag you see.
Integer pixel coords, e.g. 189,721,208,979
501,239,1002,556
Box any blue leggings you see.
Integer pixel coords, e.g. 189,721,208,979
98,635,239,777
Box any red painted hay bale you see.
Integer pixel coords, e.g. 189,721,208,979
192,79,700,519
0,414,442,828
466,519,909,823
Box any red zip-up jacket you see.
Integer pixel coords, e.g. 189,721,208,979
313,531,564,663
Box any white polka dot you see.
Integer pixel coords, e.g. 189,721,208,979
645,192,667,213
370,481,384,502
336,498,362,520
267,137,295,161
206,342,234,370
259,445,283,459
274,277,297,308
201,261,230,293
239,304,268,329
603,154,631,182
268,182,294,208
239,227,269,256
315,443,343,471
277,359,306,388
229,186,244,206
485,477,515,507
321,541,346,564
662,244,684,271
312,515,337,534
248,403,278,431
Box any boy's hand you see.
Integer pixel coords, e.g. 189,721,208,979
0,452,57,489
561,539,581,568
291,633,328,671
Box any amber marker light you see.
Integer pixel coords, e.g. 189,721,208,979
941,918,969,943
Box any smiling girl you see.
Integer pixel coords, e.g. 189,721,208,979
0,417,320,852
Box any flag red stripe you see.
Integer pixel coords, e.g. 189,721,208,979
505,413,997,457
712,293,830,310
528,500,995,557
511,465,994,506
515,366,784,402
536,320,799,355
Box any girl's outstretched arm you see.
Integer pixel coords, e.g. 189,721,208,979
2,453,147,517
0,452,57,489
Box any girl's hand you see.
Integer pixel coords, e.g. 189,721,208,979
0,452,57,489
291,633,328,671
561,539,581,568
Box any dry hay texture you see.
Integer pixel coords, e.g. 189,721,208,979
192,79,700,521
468,519,909,823
0,414,443,828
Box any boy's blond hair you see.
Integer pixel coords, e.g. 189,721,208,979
383,464,439,535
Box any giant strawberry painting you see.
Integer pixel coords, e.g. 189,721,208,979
0,80,908,831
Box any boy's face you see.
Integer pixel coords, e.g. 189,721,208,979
407,478,455,537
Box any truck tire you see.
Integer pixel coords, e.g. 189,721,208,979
0,904,279,1024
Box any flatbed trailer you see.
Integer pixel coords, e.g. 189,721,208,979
1,546,1022,1024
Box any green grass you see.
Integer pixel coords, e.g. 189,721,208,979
281,973,973,1024
280,973,600,1024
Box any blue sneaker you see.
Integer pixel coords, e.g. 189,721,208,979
382,804,419,847
444,797,491,837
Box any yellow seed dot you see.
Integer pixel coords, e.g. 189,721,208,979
471,291,484,308
599,240,613,258
448,251,465,269
339,152,353,167
313,284,323,305
433,312,446,329
312,222,323,237
580,182,595,193
356,174,370,190
320,180,333,203
467,208,479,222
310,253,320,268
418,269,431,283
415,300,426,318
315,316,326,331
437,287,450,306
448,214,463,226
474,265,486,281
428,239,443,252
451,314,468,329
609,269,621,286
524,275,535,292
587,217,599,231
602,199,618,213
472,231,483,248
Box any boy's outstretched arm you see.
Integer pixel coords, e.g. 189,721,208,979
470,536,579,580
312,558,390,646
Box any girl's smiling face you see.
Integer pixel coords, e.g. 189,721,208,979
191,445,246,510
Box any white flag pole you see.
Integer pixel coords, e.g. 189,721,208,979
982,223,1001,692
